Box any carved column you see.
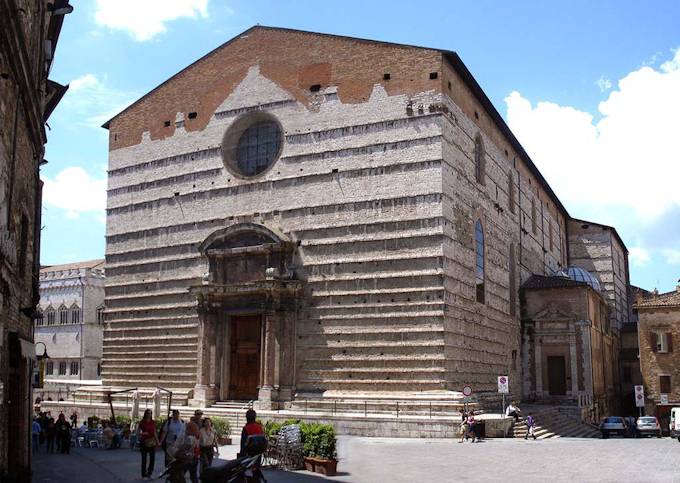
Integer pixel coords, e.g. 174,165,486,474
193,311,218,406
257,312,279,409
278,309,296,403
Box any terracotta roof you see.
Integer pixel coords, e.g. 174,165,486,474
40,259,104,273
522,274,589,290
635,288,680,309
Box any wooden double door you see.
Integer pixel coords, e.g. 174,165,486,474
228,315,262,400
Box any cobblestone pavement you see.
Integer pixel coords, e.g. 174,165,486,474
32,435,680,482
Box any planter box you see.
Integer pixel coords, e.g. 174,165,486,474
303,457,316,472
304,457,337,476
217,436,232,445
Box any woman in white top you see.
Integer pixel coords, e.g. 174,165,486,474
199,418,218,471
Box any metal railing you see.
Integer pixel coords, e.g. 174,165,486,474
289,397,478,419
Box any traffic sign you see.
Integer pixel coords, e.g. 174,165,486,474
634,385,644,408
661,394,669,405
462,385,472,397
498,376,509,394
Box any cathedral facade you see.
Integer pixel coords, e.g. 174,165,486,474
102,26,628,411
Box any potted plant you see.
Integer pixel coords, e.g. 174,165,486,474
212,417,232,445
301,423,338,476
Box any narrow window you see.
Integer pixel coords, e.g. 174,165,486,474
660,375,672,394
46,308,55,326
474,135,485,185
508,171,515,214
97,363,102,377
509,243,516,316
549,222,554,251
654,332,673,353
35,310,43,326
70,361,79,376
46,361,54,375
71,305,80,324
97,306,105,325
58,362,67,376
59,305,68,325
531,199,538,235
475,219,485,304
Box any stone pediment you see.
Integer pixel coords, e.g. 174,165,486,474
532,303,575,321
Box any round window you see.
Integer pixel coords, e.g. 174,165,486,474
221,112,283,178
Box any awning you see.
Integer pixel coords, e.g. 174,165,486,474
19,338,36,361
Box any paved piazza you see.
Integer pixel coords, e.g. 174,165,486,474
32,435,680,482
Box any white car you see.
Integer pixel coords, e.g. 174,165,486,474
636,416,661,438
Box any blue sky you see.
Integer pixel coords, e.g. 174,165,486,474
43,0,680,292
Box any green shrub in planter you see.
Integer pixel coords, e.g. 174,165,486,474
299,422,337,460
211,417,231,437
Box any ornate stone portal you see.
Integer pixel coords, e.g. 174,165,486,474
190,223,302,409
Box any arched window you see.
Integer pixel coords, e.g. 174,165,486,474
474,134,485,185
70,304,80,324
58,305,68,325
475,219,485,304
35,309,44,327
46,306,56,326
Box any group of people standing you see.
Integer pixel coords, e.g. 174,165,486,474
136,408,220,482
31,411,77,454
457,403,537,441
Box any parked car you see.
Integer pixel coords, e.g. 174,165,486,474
636,416,662,438
600,416,629,438
669,408,680,441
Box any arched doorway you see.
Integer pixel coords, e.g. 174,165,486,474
190,223,302,408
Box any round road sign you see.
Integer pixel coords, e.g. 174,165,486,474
462,385,472,397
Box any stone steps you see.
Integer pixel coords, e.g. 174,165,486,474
510,406,600,439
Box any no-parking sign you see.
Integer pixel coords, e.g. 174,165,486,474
498,375,509,394
634,385,645,408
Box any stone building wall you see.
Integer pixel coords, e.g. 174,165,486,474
439,60,567,396
567,219,631,329
0,1,70,479
637,300,680,412
35,261,105,381
103,28,449,395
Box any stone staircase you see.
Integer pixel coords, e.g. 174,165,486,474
510,405,599,439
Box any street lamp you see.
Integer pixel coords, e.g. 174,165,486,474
33,342,49,389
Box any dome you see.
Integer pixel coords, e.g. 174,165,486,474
565,266,601,291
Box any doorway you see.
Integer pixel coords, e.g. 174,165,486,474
547,356,567,396
228,315,261,400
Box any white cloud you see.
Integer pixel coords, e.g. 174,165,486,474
595,76,612,92
43,167,106,222
58,73,136,130
629,247,651,267
94,0,210,41
506,48,680,219
663,249,680,265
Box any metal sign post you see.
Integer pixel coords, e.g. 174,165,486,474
634,385,645,417
462,385,472,413
498,376,509,417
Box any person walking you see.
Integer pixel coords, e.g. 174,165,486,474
32,418,42,453
45,415,56,453
466,411,478,443
199,418,218,472
55,413,71,454
458,408,468,443
138,409,159,480
159,409,186,467
525,413,537,440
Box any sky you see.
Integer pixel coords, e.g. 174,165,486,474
43,0,680,292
